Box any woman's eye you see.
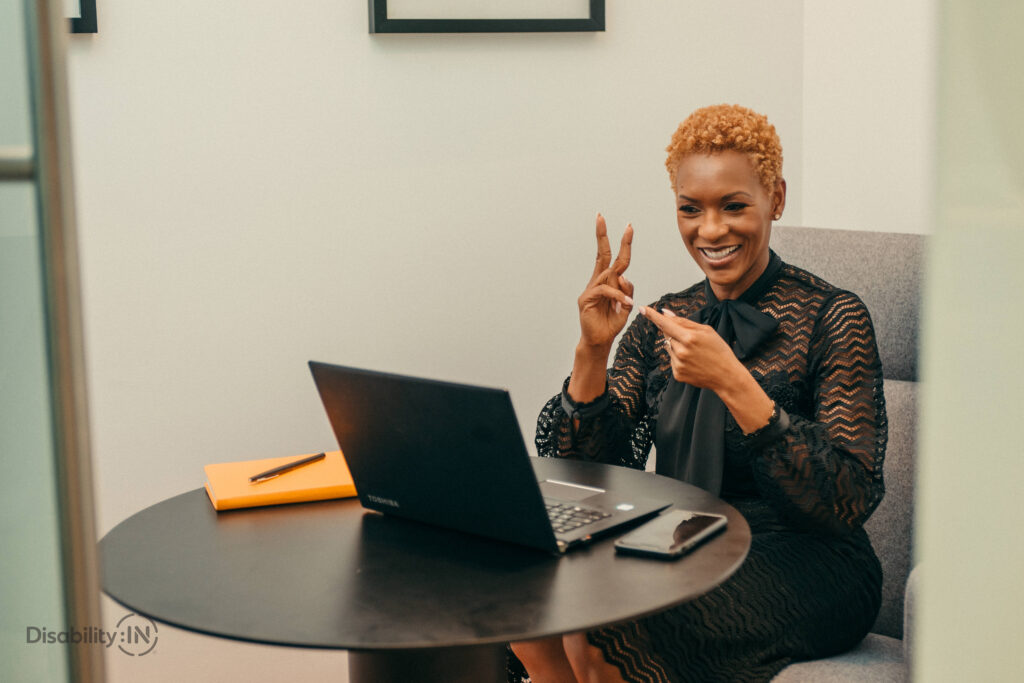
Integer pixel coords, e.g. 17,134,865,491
679,205,700,215
724,202,748,212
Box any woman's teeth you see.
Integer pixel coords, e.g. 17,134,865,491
701,245,740,260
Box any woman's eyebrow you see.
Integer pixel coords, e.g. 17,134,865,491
677,191,755,202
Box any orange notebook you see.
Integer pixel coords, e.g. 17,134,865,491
203,450,356,511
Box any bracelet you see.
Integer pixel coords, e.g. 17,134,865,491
743,402,791,448
560,376,611,420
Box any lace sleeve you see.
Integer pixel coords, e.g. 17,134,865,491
535,315,655,470
749,291,887,535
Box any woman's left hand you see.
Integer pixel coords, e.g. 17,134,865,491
639,306,742,393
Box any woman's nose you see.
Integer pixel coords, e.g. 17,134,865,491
698,212,729,241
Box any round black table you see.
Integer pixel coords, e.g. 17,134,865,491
100,458,750,682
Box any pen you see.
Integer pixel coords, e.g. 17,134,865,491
249,452,326,484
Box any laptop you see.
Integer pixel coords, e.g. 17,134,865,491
309,361,671,554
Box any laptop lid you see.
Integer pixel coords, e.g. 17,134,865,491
309,361,563,552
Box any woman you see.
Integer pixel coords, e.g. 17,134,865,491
510,104,886,682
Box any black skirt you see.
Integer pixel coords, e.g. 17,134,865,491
507,498,882,682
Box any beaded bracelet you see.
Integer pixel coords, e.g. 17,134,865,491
743,401,791,448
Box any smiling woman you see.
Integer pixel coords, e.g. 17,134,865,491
513,104,888,682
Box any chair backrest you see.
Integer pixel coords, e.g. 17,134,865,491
771,226,923,638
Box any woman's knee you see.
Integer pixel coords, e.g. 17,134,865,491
510,636,561,662
563,632,625,683
510,636,576,682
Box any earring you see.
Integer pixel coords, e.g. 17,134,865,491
773,213,781,220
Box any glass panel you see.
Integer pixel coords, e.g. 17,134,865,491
0,0,31,148
0,183,70,682
0,0,71,680
916,2,1024,679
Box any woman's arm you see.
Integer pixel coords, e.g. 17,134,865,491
747,291,887,535
641,292,886,535
536,314,656,470
536,215,653,469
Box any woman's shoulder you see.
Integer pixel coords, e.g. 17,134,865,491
771,261,867,306
776,260,838,295
773,260,873,327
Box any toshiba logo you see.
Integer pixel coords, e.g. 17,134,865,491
366,494,400,508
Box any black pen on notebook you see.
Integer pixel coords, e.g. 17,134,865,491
248,452,326,484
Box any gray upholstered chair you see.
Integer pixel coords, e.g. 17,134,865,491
769,226,923,682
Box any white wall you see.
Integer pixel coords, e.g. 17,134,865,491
802,0,936,234
62,1,935,681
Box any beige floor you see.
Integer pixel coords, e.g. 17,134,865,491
101,595,350,683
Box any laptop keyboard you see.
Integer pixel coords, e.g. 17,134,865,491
545,501,611,534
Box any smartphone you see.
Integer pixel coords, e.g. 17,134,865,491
614,508,727,559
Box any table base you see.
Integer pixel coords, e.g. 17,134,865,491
348,643,506,683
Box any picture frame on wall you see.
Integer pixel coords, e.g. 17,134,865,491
66,0,97,34
369,0,605,34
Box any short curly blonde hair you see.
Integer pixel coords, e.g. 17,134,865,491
665,104,783,193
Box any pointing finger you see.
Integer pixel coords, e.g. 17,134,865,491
653,307,705,328
663,312,705,329
638,305,672,334
639,306,689,338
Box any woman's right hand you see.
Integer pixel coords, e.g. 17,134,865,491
577,214,634,352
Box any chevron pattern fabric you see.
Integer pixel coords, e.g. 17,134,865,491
521,259,886,682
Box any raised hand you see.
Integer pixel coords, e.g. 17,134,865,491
577,214,635,351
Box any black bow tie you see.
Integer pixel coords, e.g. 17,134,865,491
694,298,778,359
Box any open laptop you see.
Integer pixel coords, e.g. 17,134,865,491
309,361,670,554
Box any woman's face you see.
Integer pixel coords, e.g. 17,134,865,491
673,150,785,300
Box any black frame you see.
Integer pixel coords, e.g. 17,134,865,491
369,0,604,34
69,0,97,34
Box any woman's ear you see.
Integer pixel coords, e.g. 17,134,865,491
772,179,787,220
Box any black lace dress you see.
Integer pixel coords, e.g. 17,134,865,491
511,259,887,682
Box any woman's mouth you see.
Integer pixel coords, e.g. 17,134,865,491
699,245,741,263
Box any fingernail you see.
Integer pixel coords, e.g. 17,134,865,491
615,302,622,314
639,306,648,315
662,308,676,317
624,296,634,306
